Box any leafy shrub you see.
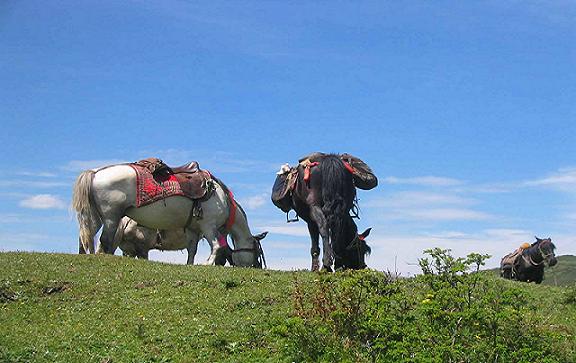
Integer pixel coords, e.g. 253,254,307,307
283,249,575,362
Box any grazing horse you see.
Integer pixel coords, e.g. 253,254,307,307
113,216,267,266
290,154,357,271
334,214,372,270
500,237,557,284
72,163,267,267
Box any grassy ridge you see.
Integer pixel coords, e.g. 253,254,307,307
0,252,309,363
0,252,575,362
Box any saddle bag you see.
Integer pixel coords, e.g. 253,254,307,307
340,153,378,190
271,172,294,213
501,249,523,269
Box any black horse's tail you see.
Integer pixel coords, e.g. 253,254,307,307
320,154,356,252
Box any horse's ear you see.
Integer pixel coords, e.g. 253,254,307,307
254,231,268,241
535,236,541,242
360,228,372,239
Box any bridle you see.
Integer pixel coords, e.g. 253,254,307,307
522,241,555,267
230,238,267,268
343,233,368,268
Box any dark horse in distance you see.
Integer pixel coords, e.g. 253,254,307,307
500,237,557,284
273,153,374,271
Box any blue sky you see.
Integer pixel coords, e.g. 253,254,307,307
1,1,574,274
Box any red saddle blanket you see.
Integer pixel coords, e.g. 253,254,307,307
130,164,212,208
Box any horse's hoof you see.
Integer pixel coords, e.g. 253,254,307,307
321,265,333,273
311,260,320,272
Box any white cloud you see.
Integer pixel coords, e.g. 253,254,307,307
383,176,464,187
364,191,474,209
255,223,310,237
524,167,576,192
566,213,576,220
364,191,490,221
14,171,57,178
19,194,67,210
240,193,268,210
400,208,492,221
0,213,69,224
0,180,69,188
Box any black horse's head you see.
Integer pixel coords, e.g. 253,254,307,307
534,236,557,267
334,214,372,270
343,227,372,269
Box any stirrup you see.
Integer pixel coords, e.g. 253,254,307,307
286,210,299,223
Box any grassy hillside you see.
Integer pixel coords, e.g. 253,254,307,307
0,252,306,363
1,252,575,362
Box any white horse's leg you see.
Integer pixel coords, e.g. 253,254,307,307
203,229,222,265
185,230,200,265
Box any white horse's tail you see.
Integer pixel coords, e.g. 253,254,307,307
72,170,100,254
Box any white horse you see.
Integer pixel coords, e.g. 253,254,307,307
72,164,267,267
113,216,267,266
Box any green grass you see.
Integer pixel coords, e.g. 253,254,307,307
0,252,312,363
0,252,575,362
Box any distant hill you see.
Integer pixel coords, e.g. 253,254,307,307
544,255,576,287
487,255,576,286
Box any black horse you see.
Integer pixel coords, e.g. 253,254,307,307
289,153,363,271
334,215,372,270
500,237,557,284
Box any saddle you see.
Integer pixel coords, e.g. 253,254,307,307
298,152,378,190
501,244,530,269
131,158,215,207
501,249,523,269
271,152,378,214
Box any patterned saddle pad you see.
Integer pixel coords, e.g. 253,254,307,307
130,164,212,208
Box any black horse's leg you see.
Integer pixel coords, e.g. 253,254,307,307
310,205,332,271
78,237,86,254
185,230,200,265
307,222,321,271
138,249,149,260
534,267,544,284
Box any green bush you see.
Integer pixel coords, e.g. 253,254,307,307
283,249,575,362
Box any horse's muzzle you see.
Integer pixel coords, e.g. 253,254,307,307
548,257,558,267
